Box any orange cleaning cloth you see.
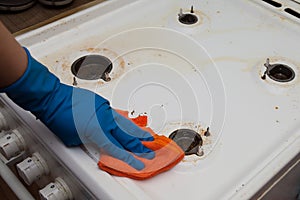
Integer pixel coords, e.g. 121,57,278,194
98,110,184,180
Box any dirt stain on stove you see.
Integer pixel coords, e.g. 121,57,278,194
84,47,101,52
108,58,126,82
207,57,251,66
119,59,125,68
193,10,209,24
62,62,70,71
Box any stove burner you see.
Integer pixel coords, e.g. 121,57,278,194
169,129,203,156
178,6,198,25
262,58,295,82
71,55,112,81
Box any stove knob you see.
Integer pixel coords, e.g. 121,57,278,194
39,177,73,200
16,152,49,185
0,130,26,160
0,111,9,131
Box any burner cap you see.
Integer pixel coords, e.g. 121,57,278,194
71,55,112,81
169,129,203,155
178,7,198,25
262,59,295,82
267,64,295,82
178,13,198,25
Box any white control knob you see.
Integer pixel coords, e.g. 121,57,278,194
39,177,73,200
0,130,26,160
0,111,9,130
17,152,49,185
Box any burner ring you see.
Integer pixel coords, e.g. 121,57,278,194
178,13,198,25
71,55,113,81
169,129,203,155
267,64,295,82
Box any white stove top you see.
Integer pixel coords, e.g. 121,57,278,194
13,0,300,199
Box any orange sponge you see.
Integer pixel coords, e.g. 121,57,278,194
97,110,184,180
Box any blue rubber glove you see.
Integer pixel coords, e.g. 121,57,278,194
0,48,154,170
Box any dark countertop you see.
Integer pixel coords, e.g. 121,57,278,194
0,0,105,35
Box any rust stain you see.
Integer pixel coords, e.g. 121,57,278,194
109,55,126,81
194,10,210,24
119,59,125,68
62,62,70,71
97,80,104,86
84,47,101,52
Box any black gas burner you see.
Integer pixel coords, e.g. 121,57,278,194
169,129,203,156
178,6,198,25
261,58,295,82
71,55,112,82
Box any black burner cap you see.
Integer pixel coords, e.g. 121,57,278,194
262,59,296,83
267,64,295,82
169,129,203,155
178,13,198,25
71,55,112,81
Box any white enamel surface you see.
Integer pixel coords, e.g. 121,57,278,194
14,0,300,199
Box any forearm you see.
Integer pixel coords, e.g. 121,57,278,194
0,21,27,88
0,23,154,170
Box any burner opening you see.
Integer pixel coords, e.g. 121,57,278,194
178,7,198,25
169,129,203,156
262,58,295,82
178,14,198,25
71,55,112,81
268,64,295,82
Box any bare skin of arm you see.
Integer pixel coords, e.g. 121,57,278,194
0,21,28,88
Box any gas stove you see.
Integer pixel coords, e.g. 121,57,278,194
1,0,300,199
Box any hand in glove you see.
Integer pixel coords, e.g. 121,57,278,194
0,48,154,170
